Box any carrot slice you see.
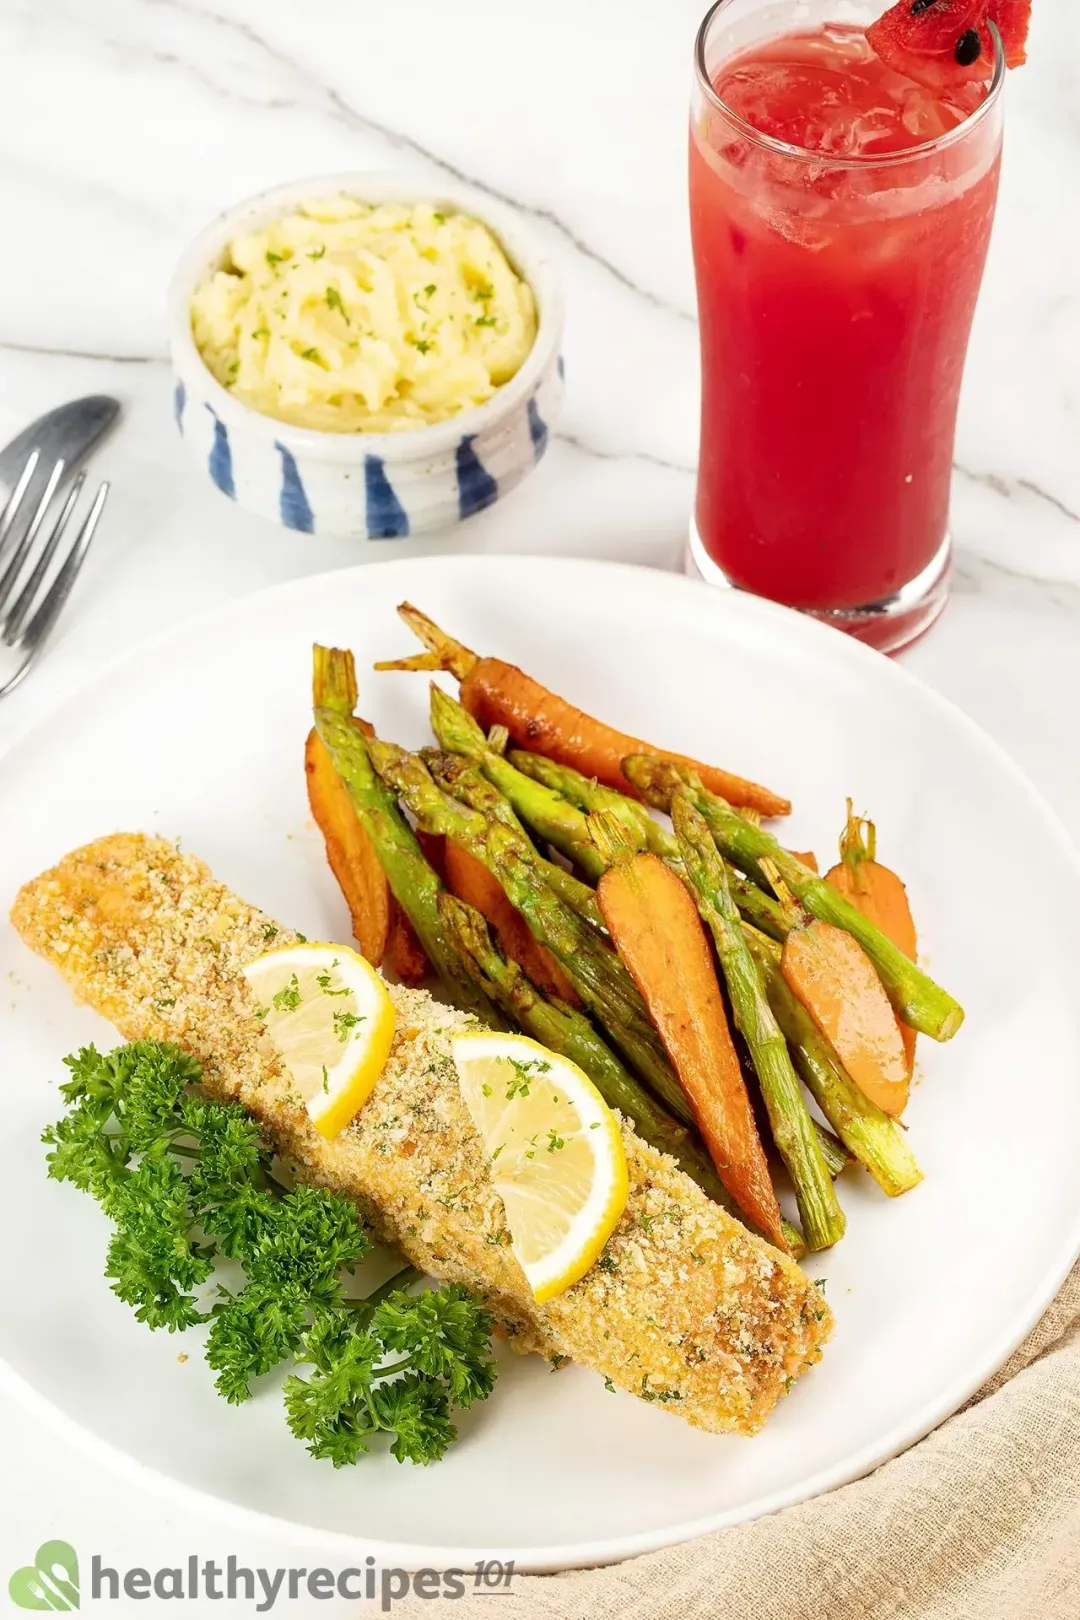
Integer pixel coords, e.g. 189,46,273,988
376,603,790,818
781,920,909,1115
597,850,786,1247
442,839,579,1005
305,728,391,966
305,725,429,983
416,829,448,881
384,907,429,986
825,807,917,1078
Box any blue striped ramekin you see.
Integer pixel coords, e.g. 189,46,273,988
167,174,563,543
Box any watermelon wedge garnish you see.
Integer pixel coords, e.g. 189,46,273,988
867,0,1031,92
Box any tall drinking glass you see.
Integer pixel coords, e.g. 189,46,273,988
688,0,1004,651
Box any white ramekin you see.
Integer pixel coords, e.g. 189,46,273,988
167,173,564,542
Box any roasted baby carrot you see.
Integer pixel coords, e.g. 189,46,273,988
825,804,917,1077
781,918,910,1116
591,817,787,1249
375,602,791,818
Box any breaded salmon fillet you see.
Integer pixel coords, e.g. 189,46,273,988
11,832,831,1435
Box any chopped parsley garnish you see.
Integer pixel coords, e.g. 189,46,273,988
597,1252,617,1274
603,1376,617,1394
503,1057,550,1101
265,250,285,267
325,286,348,322
546,1129,565,1154
260,922,278,940
433,211,446,224
253,1006,269,1022
424,283,437,297
411,338,433,355
639,1378,683,1404
475,314,497,328
154,997,176,1012
295,932,308,943
300,349,323,364
272,975,302,1013
316,962,350,997
321,1065,330,1094
333,1010,365,1044
307,244,326,260
251,326,269,340
42,1041,497,1467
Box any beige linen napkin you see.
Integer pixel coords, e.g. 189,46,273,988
398,1262,1080,1620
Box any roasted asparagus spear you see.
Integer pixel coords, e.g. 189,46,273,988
429,685,608,881
672,793,846,1250
311,646,502,1026
422,749,605,933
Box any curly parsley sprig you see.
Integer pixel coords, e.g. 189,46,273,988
43,1041,497,1466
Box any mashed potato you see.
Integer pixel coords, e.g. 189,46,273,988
190,197,538,434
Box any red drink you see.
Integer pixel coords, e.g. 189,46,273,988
689,4,1004,650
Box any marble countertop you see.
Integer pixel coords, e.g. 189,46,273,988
0,0,1077,1598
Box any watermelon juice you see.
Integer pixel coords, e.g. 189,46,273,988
689,3,1005,650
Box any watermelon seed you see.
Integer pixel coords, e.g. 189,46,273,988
954,27,982,64
909,0,936,12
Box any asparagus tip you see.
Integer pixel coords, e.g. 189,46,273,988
429,680,487,755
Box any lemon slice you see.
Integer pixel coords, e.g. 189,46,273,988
451,1031,628,1303
242,942,395,1139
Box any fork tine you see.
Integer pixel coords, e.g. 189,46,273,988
0,457,65,613
0,448,42,569
19,481,109,659
2,472,86,646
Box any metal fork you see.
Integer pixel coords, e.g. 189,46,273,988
0,448,109,700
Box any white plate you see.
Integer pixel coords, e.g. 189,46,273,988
2,556,1079,1573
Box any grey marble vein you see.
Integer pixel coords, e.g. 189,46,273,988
555,430,695,476
139,0,695,325
952,549,1080,613
954,461,1080,526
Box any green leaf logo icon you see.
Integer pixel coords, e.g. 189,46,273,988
8,1541,80,1610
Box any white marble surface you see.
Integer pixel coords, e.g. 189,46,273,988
0,0,1077,1603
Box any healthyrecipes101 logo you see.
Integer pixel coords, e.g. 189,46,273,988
8,1541,517,1611
9,1541,80,1610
